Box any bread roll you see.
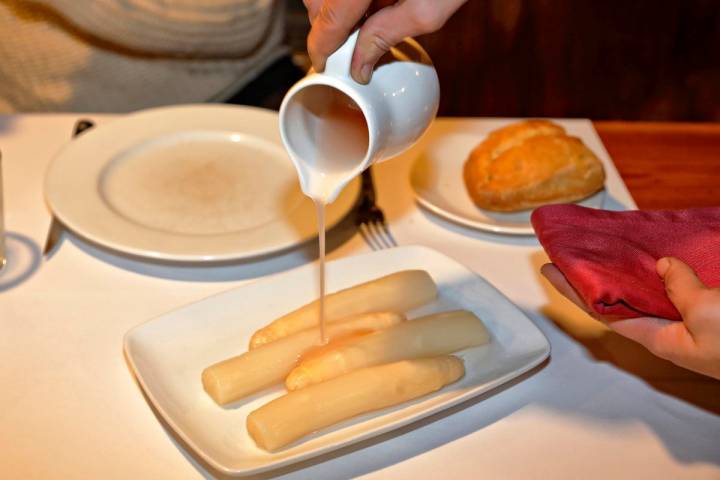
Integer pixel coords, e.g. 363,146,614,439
463,119,605,211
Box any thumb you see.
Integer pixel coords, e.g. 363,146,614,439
656,257,707,318
303,0,322,22
351,2,447,83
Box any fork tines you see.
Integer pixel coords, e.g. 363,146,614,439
355,168,397,250
356,209,397,250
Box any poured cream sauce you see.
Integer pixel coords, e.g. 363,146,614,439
296,89,369,343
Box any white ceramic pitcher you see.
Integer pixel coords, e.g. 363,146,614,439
279,31,440,202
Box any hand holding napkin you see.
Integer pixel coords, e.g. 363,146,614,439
531,204,720,321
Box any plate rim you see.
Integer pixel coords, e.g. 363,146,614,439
44,104,359,262
123,245,551,475
413,192,537,235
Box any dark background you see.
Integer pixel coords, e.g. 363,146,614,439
286,0,720,121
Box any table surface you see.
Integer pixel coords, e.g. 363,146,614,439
595,121,720,210
0,114,718,480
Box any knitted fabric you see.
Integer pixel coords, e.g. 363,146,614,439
0,0,286,112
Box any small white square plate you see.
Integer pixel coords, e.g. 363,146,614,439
124,246,550,476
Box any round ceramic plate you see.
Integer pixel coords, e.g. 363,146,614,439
45,105,360,262
410,132,604,235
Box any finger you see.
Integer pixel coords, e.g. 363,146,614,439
352,0,466,83
303,0,323,23
540,264,595,315
607,316,696,362
367,0,396,15
307,0,373,72
656,257,707,319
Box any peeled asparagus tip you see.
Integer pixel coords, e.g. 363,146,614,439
283,310,487,391
202,312,405,405
248,270,437,349
247,355,465,451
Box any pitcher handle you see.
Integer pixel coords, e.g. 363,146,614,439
324,30,360,79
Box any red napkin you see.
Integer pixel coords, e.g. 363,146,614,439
531,204,720,321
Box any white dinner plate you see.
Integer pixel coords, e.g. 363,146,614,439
410,131,605,235
124,246,550,476
44,105,360,262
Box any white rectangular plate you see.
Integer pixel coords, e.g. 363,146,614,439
124,246,550,476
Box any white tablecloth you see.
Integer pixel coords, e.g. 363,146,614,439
1,113,718,479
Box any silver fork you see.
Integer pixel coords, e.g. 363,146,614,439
355,168,397,250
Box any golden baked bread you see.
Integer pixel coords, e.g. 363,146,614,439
462,120,606,212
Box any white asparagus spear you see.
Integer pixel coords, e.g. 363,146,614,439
285,310,489,391
202,312,404,405
249,270,437,349
247,356,465,451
